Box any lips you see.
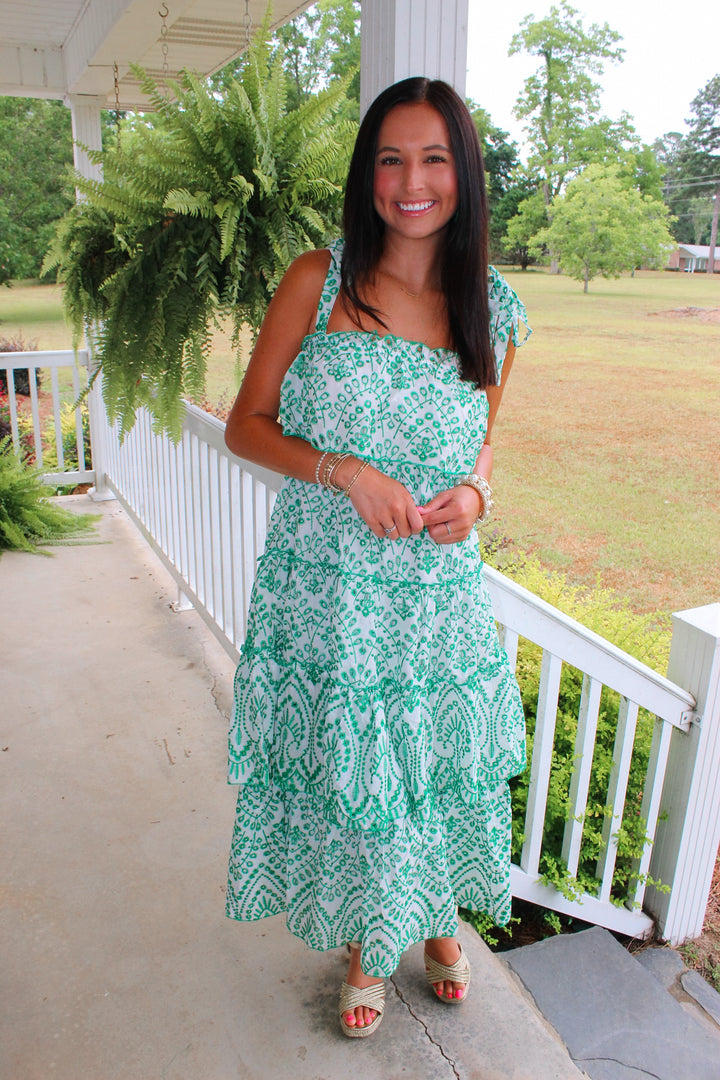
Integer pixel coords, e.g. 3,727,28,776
396,200,436,212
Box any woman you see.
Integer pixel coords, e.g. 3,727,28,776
224,76,529,1038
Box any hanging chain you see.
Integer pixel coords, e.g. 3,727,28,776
113,61,122,153
242,0,253,50
159,3,170,95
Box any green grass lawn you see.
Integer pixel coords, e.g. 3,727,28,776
492,268,719,614
2,269,718,615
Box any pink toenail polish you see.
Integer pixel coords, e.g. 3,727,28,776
455,989,463,998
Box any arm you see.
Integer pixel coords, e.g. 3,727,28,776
224,250,423,539
419,341,516,543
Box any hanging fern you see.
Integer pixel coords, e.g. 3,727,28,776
44,21,355,438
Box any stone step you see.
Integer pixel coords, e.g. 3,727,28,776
503,925,720,1080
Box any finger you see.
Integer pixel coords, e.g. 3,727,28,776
418,493,453,514
427,522,452,544
421,508,454,527
407,505,424,533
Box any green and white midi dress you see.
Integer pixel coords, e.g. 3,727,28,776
226,241,530,978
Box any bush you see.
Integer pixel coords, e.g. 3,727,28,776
0,333,42,396
0,390,34,458
480,531,671,912
43,401,92,492
0,437,97,552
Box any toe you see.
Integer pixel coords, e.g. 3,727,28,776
344,1010,357,1027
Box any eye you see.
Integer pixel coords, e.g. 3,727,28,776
426,154,448,164
377,154,402,166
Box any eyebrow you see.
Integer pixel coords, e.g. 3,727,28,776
376,143,451,154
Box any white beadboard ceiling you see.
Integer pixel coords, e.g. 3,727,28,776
0,0,314,107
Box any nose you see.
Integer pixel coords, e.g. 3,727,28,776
404,159,424,192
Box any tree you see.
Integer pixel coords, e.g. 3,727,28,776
683,75,720,273
270,0,361,118
509,1,628,206
503,189,548,269
0,99,74,284
468,104,523,259
655,77,720,264
533,164,675,291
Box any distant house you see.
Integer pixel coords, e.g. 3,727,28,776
667,244,719,272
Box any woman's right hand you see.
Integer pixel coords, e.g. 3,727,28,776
337,459,424,539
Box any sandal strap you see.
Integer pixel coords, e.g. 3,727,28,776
424,944,471,987
339,981,386,1016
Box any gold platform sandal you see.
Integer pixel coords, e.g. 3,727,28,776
424,942,471,1004
339,942,386,1038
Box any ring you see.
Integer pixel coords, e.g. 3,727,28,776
445,522,452,535
384,525,397,536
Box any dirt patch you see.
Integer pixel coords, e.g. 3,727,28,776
649,307,720,323
680,856,720,992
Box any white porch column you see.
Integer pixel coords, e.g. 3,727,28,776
645,604,720,944
65,95,104,193
65,94,115,500
360,0,469,115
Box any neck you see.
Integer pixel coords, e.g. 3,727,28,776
377,234,444,294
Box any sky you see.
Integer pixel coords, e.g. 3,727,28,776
465,0,719,155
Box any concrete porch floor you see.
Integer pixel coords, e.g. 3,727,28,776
1,497,584,1080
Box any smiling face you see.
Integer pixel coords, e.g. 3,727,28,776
373,102,458,243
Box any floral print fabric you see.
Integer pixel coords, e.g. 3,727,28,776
226,241,530,976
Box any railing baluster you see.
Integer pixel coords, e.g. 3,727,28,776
6,374,20,447
28,367,43,467
71,364,84,470
51,367,64,471
628,716,673,911
217,452,232,640
521,650,563,876
228,461,243,649
562,674,603,876
240,469,256,626
596,697,640,902
498,625,519,672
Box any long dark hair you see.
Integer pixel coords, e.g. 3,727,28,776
341,77,496,388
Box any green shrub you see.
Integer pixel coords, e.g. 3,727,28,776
0,437,97,552
43,401,92,492
0,332,42,396
468,531,672,936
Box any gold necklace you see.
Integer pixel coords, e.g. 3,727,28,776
376,268,431,299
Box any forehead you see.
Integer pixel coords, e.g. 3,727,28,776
376,102,452,150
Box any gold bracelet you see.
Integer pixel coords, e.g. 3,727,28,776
326,453,354,493
342,459,369,495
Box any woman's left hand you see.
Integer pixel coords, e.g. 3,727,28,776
418,485,481,544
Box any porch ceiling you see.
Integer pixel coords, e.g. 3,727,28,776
0,0,312,108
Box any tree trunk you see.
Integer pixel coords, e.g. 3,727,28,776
707,182,720,275
584,265,589,292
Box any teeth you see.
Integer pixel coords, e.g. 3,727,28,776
398,200,435,211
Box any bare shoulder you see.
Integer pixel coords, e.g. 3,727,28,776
258,247,333,341
276,248,332,304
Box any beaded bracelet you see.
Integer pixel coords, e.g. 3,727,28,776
454,473,494,525
315,451,331,486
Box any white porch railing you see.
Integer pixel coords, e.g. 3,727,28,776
8,355,720,947
0,349,94,487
